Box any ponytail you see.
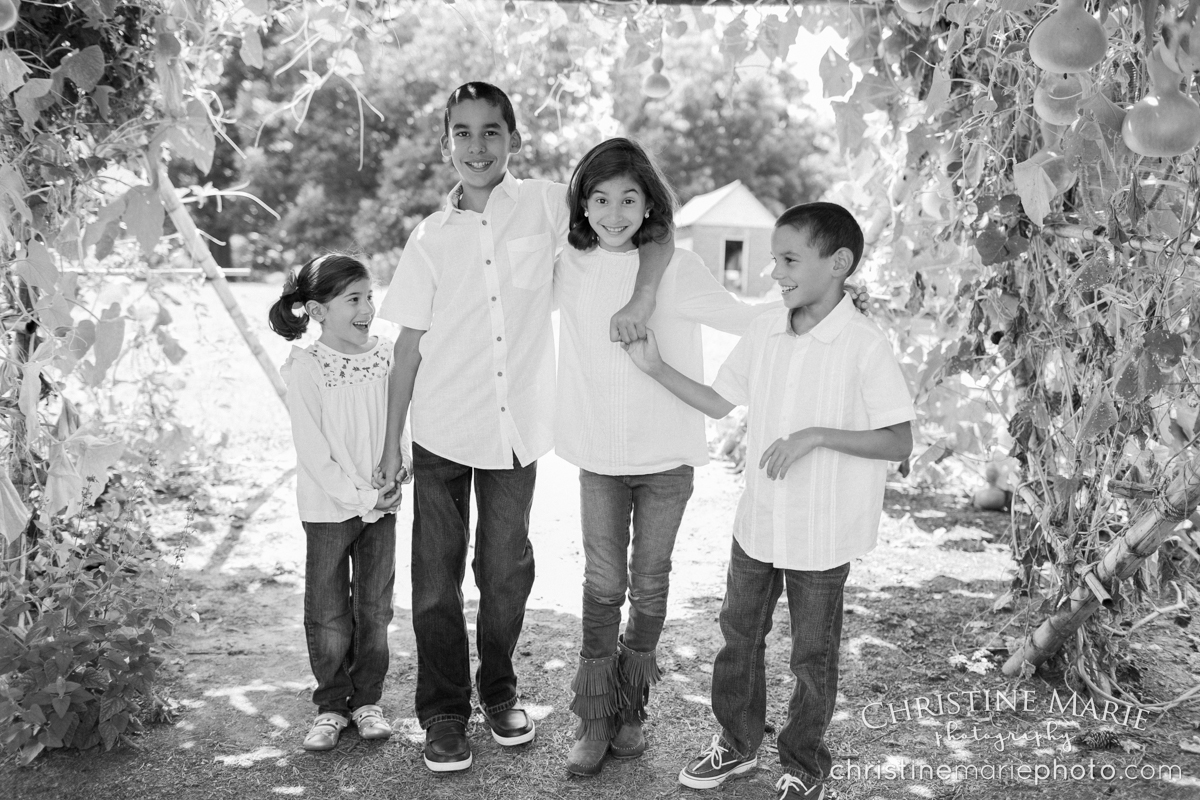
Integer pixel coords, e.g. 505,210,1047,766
268,268,310,340
267,254,371,341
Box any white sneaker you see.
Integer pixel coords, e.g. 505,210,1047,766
351,704,393,740
302,712,348,751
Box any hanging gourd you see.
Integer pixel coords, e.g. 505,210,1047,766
1121,46,1200,157
642,56,672,99
1161,11,1200,74
1028,147,1078,195
1029,0,1108,73
0,0,19,31
896,0,937,13
1034,72,1086,124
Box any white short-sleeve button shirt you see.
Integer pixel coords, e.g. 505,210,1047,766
378,172,568,469
712,294,916,570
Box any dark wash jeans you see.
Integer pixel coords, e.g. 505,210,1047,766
711,537,850,785
302,513,397,716
578,466,694,658
410,443,537,727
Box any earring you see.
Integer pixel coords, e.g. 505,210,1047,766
584,211,589,217
645,211,650,218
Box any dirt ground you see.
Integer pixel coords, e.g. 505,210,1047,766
5,283,1200,799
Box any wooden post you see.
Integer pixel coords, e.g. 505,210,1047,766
1002,462,1200,676
154,166,288,405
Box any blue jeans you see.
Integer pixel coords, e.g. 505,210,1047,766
578,466,694,659
410,443,536,727
711,537,850,785
302,514,397,716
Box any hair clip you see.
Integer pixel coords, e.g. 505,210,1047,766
282,270,299,296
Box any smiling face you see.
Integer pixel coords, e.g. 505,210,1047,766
441,98,521,211
770,224,848,317
586,174,647,253
310,276,375,354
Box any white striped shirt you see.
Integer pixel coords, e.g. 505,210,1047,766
712,294,915,570
554,246,775,475
378,172,568,469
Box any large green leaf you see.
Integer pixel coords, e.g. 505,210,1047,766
122,186,165,257
0,470,30,544
0,50,30,96
58,46,105,93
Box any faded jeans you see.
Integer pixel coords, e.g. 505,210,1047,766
410,443,537,727
711,537,850,785
302,514,397,716
578,466,694,658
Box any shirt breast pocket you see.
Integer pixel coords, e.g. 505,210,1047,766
507,233,553,290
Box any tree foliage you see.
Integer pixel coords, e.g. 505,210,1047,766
199,3,836,268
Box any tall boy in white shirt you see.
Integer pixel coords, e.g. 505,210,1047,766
626,202,915,800
377,82,670,774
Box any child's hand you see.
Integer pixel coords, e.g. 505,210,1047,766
610,293,656,344
622,329,663,375
760,429,820,479
374,480,401,511
398,462,413,485
377,452,401,487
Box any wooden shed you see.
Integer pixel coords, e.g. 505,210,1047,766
674,181,777,297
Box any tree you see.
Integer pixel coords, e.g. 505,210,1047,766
616,30,837,211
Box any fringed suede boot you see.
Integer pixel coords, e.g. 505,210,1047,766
565,652,619,776
612,637,661,759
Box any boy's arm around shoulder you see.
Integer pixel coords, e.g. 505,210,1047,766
611,232,675,343
624,329,736,419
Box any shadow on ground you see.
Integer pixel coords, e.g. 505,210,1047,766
6,567,1199,800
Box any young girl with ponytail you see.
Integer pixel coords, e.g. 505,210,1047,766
268,253,410,751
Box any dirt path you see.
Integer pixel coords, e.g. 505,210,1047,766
7,283,1199,799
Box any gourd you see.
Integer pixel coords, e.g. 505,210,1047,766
1121,47,1200,157
1029,0,1108,73
0,0,19,32
1033,72,1085,125
1162,15,1200,74
971,464,1010,512
642,57,671,98
1028,147,1078,196
896,0,937,13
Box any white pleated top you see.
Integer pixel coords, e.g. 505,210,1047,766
712,295,916,570
554,246,775,475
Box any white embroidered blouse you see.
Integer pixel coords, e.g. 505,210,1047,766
281,337,411,523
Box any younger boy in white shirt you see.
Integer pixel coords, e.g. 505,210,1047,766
626,202,915,800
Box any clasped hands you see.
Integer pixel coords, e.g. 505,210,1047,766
622,327,817,482
371,459,412,511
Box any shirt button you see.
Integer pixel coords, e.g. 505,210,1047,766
491,296,497,301
497,371,503,377
501,406,505,412
496,336,502,341
482,220,488,226
486,260,491,265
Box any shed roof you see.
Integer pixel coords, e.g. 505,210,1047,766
675,180,776,230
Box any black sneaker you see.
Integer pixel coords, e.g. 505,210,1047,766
678,735,758,789
481,707,536,746
424,720,471,772
776,773,825,799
